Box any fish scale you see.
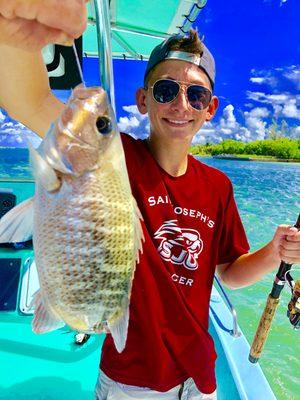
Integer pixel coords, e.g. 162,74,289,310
0,88,143,352
33,159,139,332
0,86,145,351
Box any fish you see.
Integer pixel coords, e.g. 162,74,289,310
0,85,144,352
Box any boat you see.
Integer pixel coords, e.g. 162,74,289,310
0,1,277,399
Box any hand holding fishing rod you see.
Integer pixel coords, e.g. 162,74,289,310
249,213,300,363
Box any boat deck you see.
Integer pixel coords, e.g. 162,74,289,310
0,291,239,399
0,180,276,399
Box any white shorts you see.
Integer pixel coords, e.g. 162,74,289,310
94,370,217,400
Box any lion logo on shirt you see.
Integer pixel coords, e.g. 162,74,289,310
154,220,203,270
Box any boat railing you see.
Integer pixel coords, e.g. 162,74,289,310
0,178,34,183
213,275,241,338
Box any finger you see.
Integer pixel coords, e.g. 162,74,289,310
0,0,87,39
279,225,298,234
274,225,298,242
0,16,73,51
281,243,300,254
34,0,88,39
286,230,300,239
0,1,15,19
279,245,300,262
279,255,300,264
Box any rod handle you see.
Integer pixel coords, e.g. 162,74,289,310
249,294,280,363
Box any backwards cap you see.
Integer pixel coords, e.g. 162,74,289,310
144,34,215,88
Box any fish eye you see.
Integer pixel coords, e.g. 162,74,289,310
96,116,112,134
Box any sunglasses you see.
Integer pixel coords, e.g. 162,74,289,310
149,79,212,110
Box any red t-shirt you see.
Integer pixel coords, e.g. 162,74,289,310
100,133,249,394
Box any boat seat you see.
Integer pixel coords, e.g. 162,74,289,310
0,241,33,249
0,189,16,219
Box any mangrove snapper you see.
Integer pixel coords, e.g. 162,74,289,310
0,86,144,352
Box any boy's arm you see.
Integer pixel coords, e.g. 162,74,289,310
0,44,65,137
0,0,89,136
217,225,300,289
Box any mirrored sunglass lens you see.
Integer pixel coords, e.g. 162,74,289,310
153,80,179,103
187,86,211,110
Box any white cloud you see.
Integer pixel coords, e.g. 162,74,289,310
246,91,300,120
294,126,300,135
0,110,41,148
263,0,289,6
250,65,300,94
250,77,265,84
249,70,278,88
244,108,269,140
193,105,260,143
284,66,300,90
117,105,150,139
123,105,141,114
116,102,297,144
220,105,238,129
282,99,300,119
118,116,140,131
0,110,6,123
247,107,269,118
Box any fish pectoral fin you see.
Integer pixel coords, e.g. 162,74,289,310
0,197,34,243
107,301,130,353
29,142,61,192
32,290,65,333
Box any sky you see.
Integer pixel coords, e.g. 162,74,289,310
0,0,299,147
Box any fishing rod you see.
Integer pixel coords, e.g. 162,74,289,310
249,213,300,363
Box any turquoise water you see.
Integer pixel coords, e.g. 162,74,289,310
0,148,299,399
199,157,300,400
0,148,32,180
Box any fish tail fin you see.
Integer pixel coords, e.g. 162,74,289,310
107,300,130,353
132,197,145,265
32,290,65,333
0,197,34,243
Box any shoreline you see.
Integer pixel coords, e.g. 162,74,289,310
193,154,300,163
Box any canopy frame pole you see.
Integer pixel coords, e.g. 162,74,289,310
93,0,116,111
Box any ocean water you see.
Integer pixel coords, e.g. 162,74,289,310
0,148,299,399
200,157,300,400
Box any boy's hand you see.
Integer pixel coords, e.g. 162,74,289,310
272,225,300,265
0,0,89,51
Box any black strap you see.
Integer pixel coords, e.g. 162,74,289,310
47,37,83,90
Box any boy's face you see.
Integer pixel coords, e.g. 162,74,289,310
136,59,218,145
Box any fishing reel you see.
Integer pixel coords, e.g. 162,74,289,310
286,274,300,329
